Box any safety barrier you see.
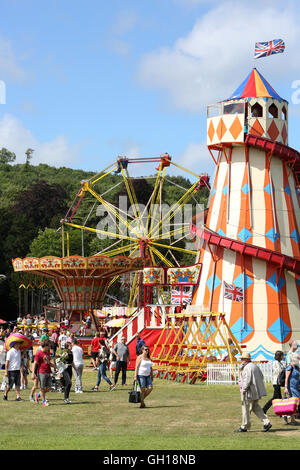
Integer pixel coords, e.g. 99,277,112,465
207,362,273,385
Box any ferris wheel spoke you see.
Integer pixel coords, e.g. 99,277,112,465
128,272,139,307
150,181,200,238
166,249,181,267
150,240,197,256
145,165,165,235
108,275,119,288
149,245,173,268
153,225,189,241
86,184,142,239
64,221,137,242
96,238,123,255
148,167,167,236
88,163,118,185
140,169,163,224
169,161,202,179
128,244,140,258
97,242,139,257
122,165,147,236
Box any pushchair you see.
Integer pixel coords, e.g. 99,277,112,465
51,358,69,392
51,370,65,393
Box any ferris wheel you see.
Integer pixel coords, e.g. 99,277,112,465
62,153,210,308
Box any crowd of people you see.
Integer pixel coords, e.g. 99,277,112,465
235,339,300,432
3,312,300,422
1,320,154,410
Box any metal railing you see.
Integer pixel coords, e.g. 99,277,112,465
207,362,273,385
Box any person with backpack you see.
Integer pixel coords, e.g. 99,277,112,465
92,340,115,391
262,350,285,414
136,334,146,357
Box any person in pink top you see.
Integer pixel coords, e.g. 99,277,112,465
50,330,58,357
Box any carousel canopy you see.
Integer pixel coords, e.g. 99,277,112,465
229,68,284,101
12,255,147,311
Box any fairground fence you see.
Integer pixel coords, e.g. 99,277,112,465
206,362,273,385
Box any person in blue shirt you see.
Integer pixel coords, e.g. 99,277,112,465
284,359,300,425
136,334,146,356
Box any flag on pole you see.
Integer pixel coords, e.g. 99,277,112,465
171,287,193,305
223,282,244,302
254,39,285,59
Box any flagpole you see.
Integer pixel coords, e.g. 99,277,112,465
242,256,245,331
222,281,225,314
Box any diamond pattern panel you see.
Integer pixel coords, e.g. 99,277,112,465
234,273,253,290
265,228,280,243
291,229,300,243
266,273,286,292
281,123,288,144
216,118,227,141
241,184,250,195
230,318,253,342
267,120,279,141
206,274,221,292
249,119,264,137
268,317,291,343
238,227,252,243
229,116,243,140
208,120,215,142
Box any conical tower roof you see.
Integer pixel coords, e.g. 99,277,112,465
229,68,284,101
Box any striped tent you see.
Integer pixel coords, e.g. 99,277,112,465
229,68,283,101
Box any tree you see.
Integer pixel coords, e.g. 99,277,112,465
13,180,67,229
28,227,83,258
0,147,16,164
25,148,34,165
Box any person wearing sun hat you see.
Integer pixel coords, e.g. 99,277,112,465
3,341,23,401
235,351,272,433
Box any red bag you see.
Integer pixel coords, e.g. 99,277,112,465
272,397,299,416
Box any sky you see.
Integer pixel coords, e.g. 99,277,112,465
0,0,300,179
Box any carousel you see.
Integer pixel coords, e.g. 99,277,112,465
12,254,147,332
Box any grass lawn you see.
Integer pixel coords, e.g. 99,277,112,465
0,364,299,451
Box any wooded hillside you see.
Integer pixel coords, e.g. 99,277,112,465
0,157,209,320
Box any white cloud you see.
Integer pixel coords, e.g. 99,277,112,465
0,35,28,83
138,0,300,112
176,141,214,176
108,38,131,56
0,114,81,168
107,10,138,56
111,11,138,36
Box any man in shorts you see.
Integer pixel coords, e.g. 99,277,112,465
3,341,23,401
32,340,57,406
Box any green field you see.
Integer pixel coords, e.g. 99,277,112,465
0,365,299,451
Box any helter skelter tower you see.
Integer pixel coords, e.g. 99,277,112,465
190,68,300,360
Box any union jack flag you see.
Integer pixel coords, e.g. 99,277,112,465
171,287,193,305
254,39,285,59
223,282,244,302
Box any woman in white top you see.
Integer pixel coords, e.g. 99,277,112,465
262,350,285,414
134,346,154,408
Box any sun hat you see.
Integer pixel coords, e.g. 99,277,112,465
241,351,251,360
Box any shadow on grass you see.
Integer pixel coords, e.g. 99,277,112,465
144,405,185,409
